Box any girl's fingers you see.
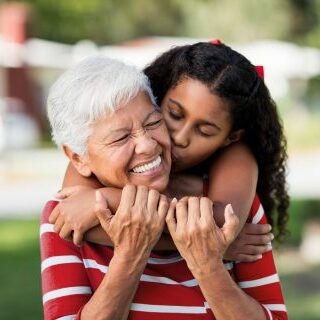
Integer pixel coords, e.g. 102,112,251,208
54,186,80,199
49,205,61,223
53,215,65,234
73,230,84,247
59,224,73,241
166,198,177,234
242,223,272,235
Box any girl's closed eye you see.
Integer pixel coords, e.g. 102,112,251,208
169,110,183,120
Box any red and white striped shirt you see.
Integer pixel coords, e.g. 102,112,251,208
40,195,288,319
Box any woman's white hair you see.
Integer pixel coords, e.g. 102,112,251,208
47,55,156,155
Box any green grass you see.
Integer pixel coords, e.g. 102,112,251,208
0,219,42,320
1,217,320,319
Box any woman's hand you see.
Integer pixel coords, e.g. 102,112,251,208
224,223,273,262
166,197,239,275
95,184,169,259
49,186,99,246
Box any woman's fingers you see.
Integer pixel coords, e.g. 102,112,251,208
147,189,160,213
200,197,214,223
166,198,177,234
175,198,188,228
157,194,169,220
187,197,200,224
222,204,239,245
134,185,149,211
118,184,136,215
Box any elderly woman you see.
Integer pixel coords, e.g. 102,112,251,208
41,55,283,320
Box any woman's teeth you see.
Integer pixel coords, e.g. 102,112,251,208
132,156,161,173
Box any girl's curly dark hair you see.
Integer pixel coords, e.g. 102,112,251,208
144,42,289,241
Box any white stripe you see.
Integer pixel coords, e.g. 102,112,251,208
204,302,210,309
41,255,82,272
252,204,264,224
43,286,92,304
83,258,198,287
263,304,287,312
40,223,54,236
130,303,207,314
224,262,233,270
56,315,76,320
83,259,108,273
262,305,273,320
147,256,184,264
238,274,279,288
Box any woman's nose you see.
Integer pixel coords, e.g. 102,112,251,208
134,130,158,155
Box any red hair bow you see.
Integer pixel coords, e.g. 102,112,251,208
209,39,264,80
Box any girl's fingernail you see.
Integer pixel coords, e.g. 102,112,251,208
270,233,274,240
171,198,177,204
257,254,263,259
268,224,272,231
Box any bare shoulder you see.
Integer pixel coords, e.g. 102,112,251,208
209,142,258,173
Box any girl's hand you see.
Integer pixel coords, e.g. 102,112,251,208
49,186,99,246
95,185,169,259
224,223,273,262
166,197,239,275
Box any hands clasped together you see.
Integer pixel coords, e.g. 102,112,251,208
93,184,239,268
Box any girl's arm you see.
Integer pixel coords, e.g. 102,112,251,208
207,142,258,230
51,162,175,249
207,142,273,262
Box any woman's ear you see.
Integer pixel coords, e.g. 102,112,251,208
62,145,92,177
223,129,244,147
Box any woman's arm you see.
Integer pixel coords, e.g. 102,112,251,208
166,197,268,320
42,186,169,320
41,200,144,320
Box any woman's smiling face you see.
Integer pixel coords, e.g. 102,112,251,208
79,91,171,192
161,77,234,172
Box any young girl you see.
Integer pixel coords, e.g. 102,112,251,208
50,41,288,258
46,42,289,319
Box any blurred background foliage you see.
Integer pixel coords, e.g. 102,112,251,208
11,0,320,47
1,0,320,319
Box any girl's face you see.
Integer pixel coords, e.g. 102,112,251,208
161,77,235,172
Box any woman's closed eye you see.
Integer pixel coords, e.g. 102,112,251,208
111,134,130,144
145,119,163,129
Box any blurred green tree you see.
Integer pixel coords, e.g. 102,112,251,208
4,0,320,47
